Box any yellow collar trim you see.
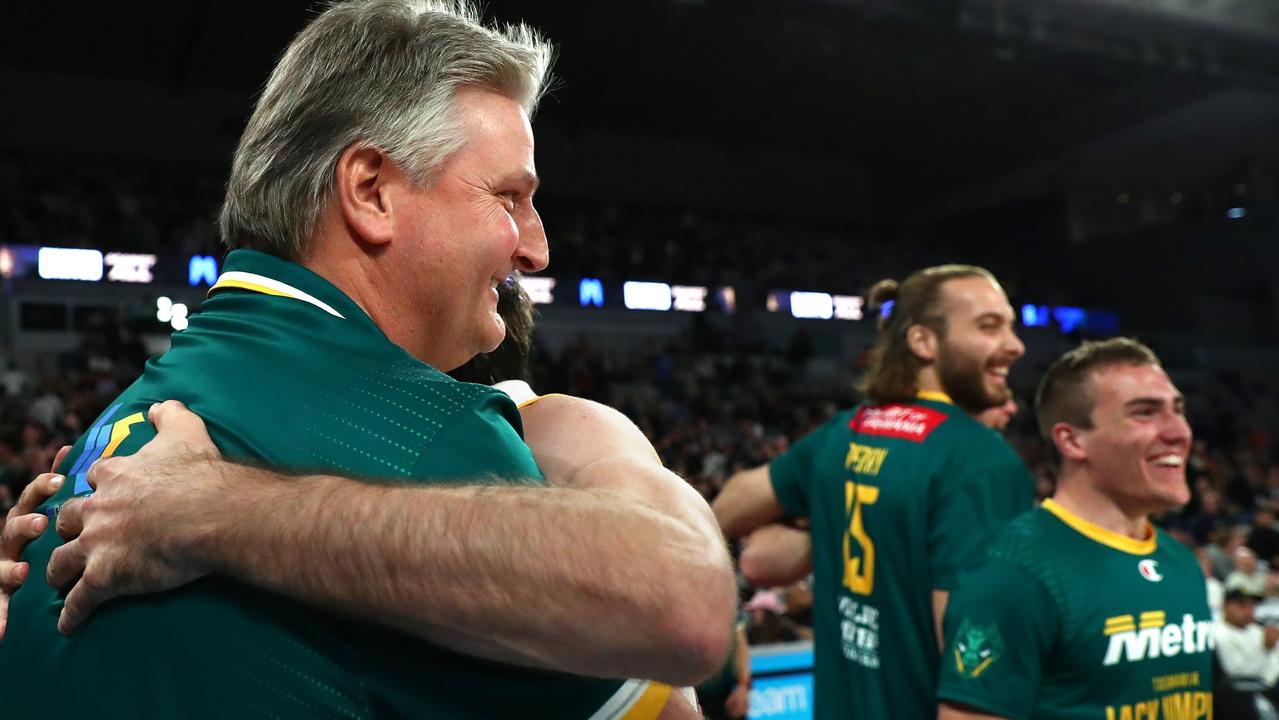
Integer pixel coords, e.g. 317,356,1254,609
209,271,345,319
915,391,954,405
1042,499,1157,555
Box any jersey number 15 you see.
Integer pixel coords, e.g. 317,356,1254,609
843,481,879,595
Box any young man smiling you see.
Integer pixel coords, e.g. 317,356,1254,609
938,338,1213,720
714,264,1034,720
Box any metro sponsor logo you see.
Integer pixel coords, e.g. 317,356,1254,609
851,404,947,442
1101,612,1213,666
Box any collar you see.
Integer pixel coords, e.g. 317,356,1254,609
1041,498,1157,555
915,391,954,405
493,380,540,408
208,250,376,329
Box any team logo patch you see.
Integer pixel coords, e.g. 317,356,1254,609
851,404,947,442
66,404,146,495
1138,559,1163,583
954,619,1004,679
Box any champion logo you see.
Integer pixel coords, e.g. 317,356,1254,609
1138,559,1163,583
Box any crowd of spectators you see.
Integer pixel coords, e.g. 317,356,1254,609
5,321,1279,668
5,153,1279,709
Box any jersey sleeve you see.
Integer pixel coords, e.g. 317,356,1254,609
937,557,1057,720
928,452,1034,589
768,422,830,518
409,390,544,483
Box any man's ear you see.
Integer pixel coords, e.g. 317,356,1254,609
1052,422,1088,462
334,145,396,246
906,324,938,362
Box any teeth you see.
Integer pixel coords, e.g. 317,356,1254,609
1152,455,1183,467
990,367,1009,376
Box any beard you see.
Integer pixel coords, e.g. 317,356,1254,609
936,343,1010,415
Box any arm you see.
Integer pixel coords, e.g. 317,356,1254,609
739,523,811,587
0,446,70,641
49,401,731,686
722,623,752,719
519,393,730,559
712,465,786,539
938,703,1008,720
933,589,949,652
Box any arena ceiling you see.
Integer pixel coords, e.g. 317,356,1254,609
9,0,1279,221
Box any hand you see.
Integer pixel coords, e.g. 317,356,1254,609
724,682,750,718
47,400,220,635
1265,625,1279,650
0,444,71,641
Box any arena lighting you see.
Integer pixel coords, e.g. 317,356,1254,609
517,276,555,305
790,291,834,320
833,295,864,321
622,281,673,311
0,247,12,278
105,253,157,284
37,247,103,282
156,296,189,331
1052,306,1086,334
188,255,219,286
671,285,708,313
716,287,737,314
1227,207,1247,220
1021,304,1050,327
578,278,604,308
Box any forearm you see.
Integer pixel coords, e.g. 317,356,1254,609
193,460,734,685
739,523,811,587
712,465,784,538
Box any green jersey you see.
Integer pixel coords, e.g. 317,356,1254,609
938,500,1214,720
0,249,629,719
769,393,1034,720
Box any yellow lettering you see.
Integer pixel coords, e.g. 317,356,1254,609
844,443,888,477
842,481,880,595
1193,691,1210,719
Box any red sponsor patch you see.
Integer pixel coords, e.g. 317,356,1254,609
851,404,948,442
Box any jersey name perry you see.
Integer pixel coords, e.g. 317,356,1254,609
1102,612,1214,666
849,404,947,442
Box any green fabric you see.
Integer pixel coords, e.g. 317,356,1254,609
0,249,623,719
938,506,1214,720
769,398,1033,720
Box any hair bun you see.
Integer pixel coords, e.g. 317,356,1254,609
867,279,898,312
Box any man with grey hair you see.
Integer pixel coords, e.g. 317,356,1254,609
0,1,733,717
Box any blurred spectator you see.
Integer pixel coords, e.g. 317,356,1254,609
1250,507,1279,569
1216,589,1279,702
1230,547,1270,597
1199,547,1226,621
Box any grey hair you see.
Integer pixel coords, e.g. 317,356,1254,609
219,0,553,258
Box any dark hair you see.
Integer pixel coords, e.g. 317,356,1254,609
449,277,535,385
859,264,997,404
1034,337,1161,443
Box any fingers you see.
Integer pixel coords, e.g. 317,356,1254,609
58,574,103,636
11,473,63,518
55,498,85,542
0,560,29,589
1,513,48,561
46,538,86,592
51,445,72,474
148,400,216,454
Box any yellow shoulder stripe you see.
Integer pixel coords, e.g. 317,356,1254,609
915,391,954,405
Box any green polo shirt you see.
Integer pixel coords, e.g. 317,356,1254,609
0,249,625,718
